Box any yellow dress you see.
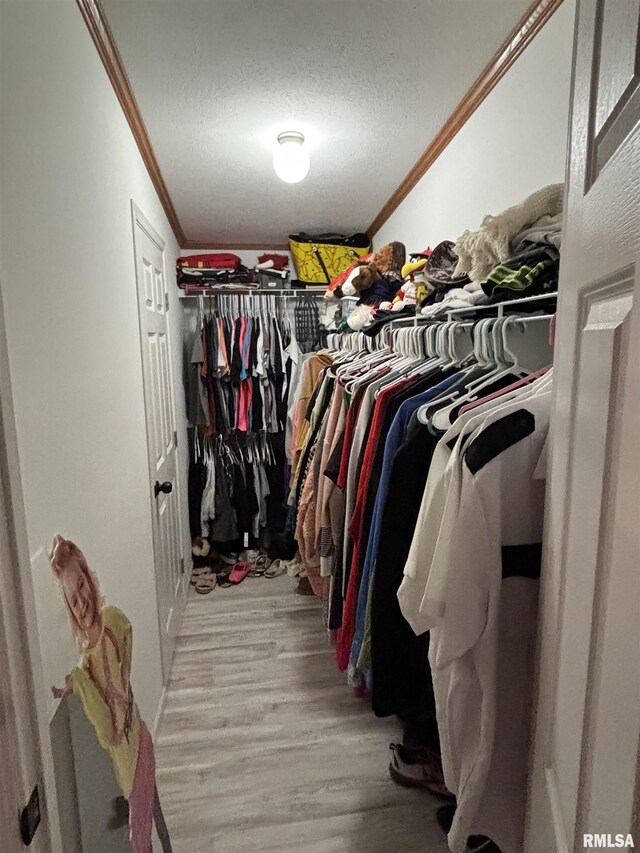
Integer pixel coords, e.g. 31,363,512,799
70,606,141,797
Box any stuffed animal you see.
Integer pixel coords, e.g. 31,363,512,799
346,303,376,331
344,261,381,296
380,280,419,312
328,241,406,300
373,241,406,279
333,260,379,298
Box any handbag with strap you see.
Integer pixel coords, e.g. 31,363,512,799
288,232,371,284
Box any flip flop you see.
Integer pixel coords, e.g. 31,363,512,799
194,573,217,595
228,561,252,585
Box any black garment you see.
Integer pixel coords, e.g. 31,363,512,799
265,432,287,534
230,318,243,384
251,375,263,429
225,373,236,432
371,416,442,718
275,373,287,432
188,446,207,540
209,457,239,544
211,378,230,435
272,318,283,376
232,462,259,536
361,305,416,336
206,315,219,378
358,275,401,307
249,319,259,374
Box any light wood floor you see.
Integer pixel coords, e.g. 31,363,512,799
155,575,448,853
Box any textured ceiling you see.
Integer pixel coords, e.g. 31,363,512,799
102,0,532,245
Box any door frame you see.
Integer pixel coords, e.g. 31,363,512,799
0,282,61,851
130,200,187,685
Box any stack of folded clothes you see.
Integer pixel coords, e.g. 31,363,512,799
177,252,257,288
419,184,564,316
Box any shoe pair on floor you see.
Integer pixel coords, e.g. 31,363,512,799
388,743,501,852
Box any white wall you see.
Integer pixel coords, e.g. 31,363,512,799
0,0,190,730
373,0,575,252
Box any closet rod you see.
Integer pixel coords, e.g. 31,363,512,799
179,289,326,298
446,291,557,319
387,293,558,330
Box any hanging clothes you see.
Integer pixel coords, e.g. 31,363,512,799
184,293,308,551
285,306,556,853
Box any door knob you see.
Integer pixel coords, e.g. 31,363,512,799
154,481,173,498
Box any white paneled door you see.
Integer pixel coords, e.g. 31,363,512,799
527,2,640,852
132,203,183,679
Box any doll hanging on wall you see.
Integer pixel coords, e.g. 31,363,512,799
50,536,172,853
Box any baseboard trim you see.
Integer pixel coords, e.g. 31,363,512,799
152,685,167,740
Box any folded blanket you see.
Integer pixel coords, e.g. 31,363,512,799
454,184,564,282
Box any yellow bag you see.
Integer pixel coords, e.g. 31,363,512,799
289,232,371,284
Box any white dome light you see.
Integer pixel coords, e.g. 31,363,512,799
273,131,310,184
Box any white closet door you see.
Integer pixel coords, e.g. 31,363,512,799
132,202,184,680
527,2,640,851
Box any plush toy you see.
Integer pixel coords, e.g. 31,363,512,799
340,260,381,297
380,280,419,312
373,241,406,278
324,253,374,299
346,303,376,331
50,536,173,853
329,242,407,329
380,249,434,311
333,259,379,299
327,241,406,301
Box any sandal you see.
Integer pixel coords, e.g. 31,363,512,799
265,559,287,579
228,561,252,585
190,565,211,586
194,573,217,595
249,553,272,577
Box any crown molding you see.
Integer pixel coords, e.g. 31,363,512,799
79,0,563,250
76,0,186,246
366,0,566,238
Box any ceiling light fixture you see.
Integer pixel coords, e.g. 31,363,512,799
273,131,310,184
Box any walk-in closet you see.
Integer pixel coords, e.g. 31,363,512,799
0,1,638,853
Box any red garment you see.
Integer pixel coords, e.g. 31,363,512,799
335,382,405,671
178,252,240,269
237,379,253,432
236,318,250,432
